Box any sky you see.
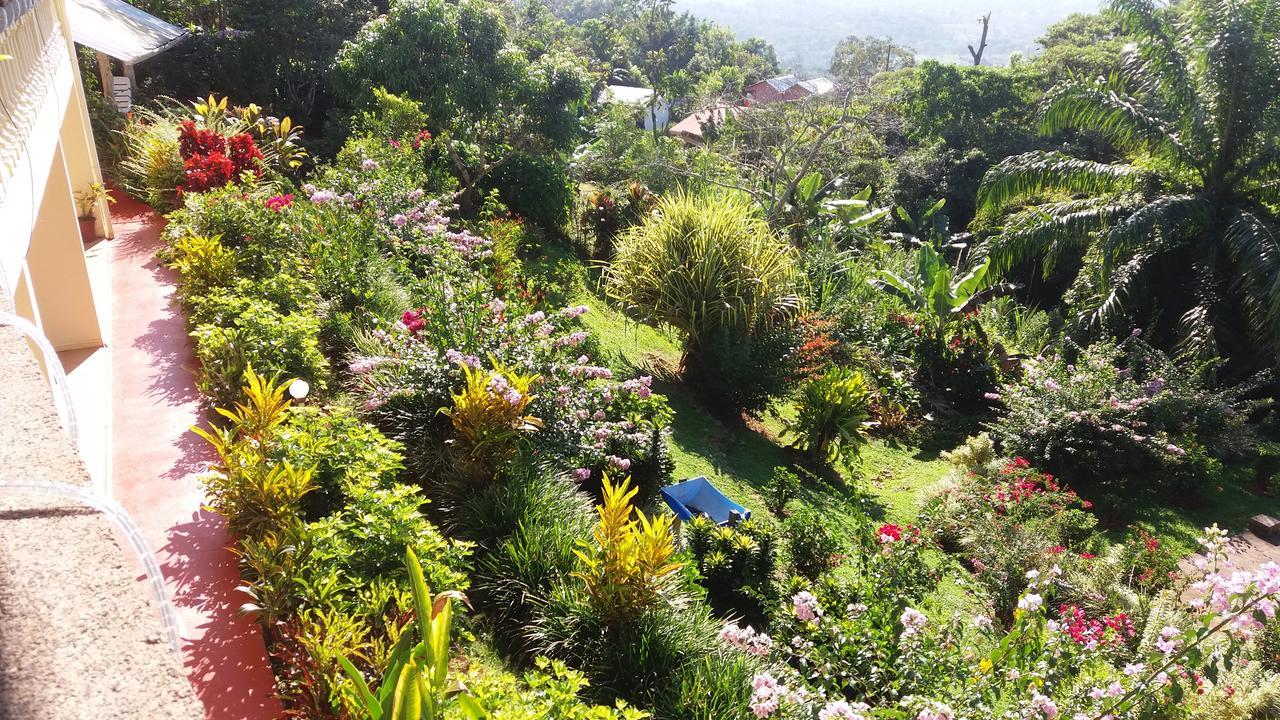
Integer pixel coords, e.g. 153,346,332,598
675,0,1101,73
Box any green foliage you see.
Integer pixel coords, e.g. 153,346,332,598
783,367,873,467
765,466,801,517
685,516,777,621
451,658,648,720
190,297,329,410
441,360,544,483
684,317,803,417
782,506,841,580
486,154,573,229
119,106,185,210
976,0,1280,371
604,193,801,359
194,369,316,539
573,475,682,623
869,242,1016,340
312,483,470,590
332,0,590,212
339,548,467,720
272,406,405,519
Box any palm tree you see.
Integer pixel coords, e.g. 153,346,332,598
976,0,1280,370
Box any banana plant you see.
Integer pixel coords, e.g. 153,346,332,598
339,548,476,720
869,243,1018,338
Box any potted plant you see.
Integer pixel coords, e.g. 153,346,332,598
74,183,113,243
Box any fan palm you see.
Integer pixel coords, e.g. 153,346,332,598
976,0,1280,368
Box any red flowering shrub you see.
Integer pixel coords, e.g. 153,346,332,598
1057,603,1134,649
177,120,263,196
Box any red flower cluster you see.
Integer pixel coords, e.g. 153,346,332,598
1057,604,1134,649
412,129,432,149
265,194,294,212
876,522,922,544
177,120,263,195
401,309,426,334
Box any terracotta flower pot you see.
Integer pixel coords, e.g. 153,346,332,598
78,216,96,244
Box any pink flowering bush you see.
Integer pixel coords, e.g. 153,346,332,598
989,335,1263,499
722,527,1280,720
923,450,1097,624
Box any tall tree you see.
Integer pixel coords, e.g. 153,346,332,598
332,0,590,213
829,36,916,84
976,0,1280,371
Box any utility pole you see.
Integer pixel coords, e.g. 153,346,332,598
968,13,991,66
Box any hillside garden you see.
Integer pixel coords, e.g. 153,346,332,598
97,0,1280,718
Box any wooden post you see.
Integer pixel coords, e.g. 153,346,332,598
94,51,111,101
122,62,137,87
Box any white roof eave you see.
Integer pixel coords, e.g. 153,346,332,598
66,0,189,65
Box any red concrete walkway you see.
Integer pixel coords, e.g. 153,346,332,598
109,192,284,720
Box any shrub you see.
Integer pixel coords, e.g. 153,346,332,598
782,507,841,580
921,454,1096,624
271,406,405,519
440,360,544,482
311,482,470,590
686,517,777,622
457,470,594,643
194,369,316,539
572,475,683,623
604,193,801,366
487,154,573,230
164,233,238,308
120,106,186,209
190,298,328,409
783,367,873,467
765,467,801,517
685,317,803,417
989,335,1264,497
455,657,648,719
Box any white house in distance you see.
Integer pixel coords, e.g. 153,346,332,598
599,84,672,132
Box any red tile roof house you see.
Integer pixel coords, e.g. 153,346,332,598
744,74,837,105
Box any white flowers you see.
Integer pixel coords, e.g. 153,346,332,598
1018,593,1044,612
1030,691,1058,719
900,607,928,636
719,623,773,657
793,591,823,623
819,700,869,720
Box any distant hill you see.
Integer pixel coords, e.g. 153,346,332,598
674,0,1100,74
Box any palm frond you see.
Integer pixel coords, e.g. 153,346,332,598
1108,0,1199,124
979,199,1132,276
1093,249,1156,325
976,151,1141,217
1174,261,1224,364
1099,195,1208,274
1222,210,1280,355
1040,75,1193,163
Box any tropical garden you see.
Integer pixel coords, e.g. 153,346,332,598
92,0,1280,717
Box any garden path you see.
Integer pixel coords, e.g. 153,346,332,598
109,191,284,719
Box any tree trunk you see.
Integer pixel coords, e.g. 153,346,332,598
968,13,991,66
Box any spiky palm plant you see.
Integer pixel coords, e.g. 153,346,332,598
976,0,1280,369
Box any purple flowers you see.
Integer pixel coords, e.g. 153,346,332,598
309,189,338,205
